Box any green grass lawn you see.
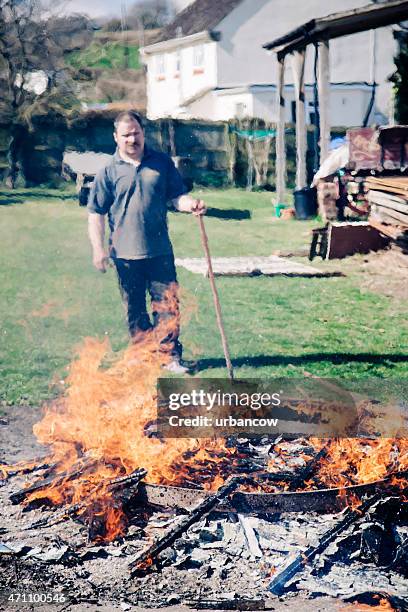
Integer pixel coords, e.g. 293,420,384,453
0,188,407,405
66,40,140,71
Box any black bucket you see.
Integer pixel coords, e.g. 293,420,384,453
293,187,317,220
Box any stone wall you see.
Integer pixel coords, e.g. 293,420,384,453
0,126,12,182
65,114,234,188
0,112,346,190
22,127,66,186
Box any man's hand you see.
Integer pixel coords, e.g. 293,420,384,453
92,248,109,273
174,194,206,215
189,198,206,216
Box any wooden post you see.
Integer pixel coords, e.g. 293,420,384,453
317,40,330,164
275,55,286,204
291,48,307,190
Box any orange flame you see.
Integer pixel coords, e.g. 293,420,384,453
4,286,407,540
18,286,235,540
308,437,408,492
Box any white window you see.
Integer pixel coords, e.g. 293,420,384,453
235,103,246,118
175,50,181,73
193,45,205,68
156,54,166,76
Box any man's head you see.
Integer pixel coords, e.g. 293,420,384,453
114,111,145,161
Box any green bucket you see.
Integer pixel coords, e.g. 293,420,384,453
274,203,288,218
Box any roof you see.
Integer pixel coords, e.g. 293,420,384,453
181,80,374,107
182,86,214,107
264,0,408,58
151,0,244,44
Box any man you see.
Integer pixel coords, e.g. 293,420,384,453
87,110,205,373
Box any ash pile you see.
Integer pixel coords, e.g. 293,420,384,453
1,427,407,612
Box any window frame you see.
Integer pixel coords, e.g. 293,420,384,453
193,44,205,73
155,53,166,80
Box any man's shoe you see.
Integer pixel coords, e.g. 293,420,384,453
163,359,191,374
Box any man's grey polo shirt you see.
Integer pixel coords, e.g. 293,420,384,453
87,147,187,260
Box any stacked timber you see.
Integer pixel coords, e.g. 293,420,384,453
366,176,408,253
317,180,338,222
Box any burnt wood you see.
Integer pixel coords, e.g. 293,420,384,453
9,459,100,505
269,492,387,595
26,468,147,531
184,599,266,610
287,447,328,491
1,460,55,481
129,476,243,576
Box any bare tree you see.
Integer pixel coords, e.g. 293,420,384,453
0,0,93,186
128,0,174,30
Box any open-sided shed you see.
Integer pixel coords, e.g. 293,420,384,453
263,0,408,203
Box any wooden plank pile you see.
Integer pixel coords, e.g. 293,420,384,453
366,176,408,253
316,181,339,222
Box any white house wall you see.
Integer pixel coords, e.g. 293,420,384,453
186,90,219,119
193,86,370,126
329,27,396,119
216,0,397,118
146,41,218,118
280,86,373,127
251,90,277,123
328,88,373,128
187,90,254,121
214,91,254,121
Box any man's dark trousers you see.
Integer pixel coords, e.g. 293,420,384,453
114,254,182,358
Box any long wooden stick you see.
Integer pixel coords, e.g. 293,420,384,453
197,215,234,380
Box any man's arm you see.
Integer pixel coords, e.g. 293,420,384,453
87,164,114,272
173,194,206,215
88,213,109,272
